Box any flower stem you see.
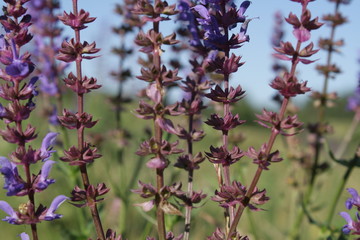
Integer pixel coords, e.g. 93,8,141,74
291,4,342,238
15,74,39,240
227,38,302,239
335,112,360,159
153,12,166,240
71,1,105,239
325,112,360,227
184,114,194,240
227,97,290,240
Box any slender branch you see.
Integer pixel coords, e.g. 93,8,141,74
227,37,302,239
184,114,194,240
71,1,105,239
152,14,166,240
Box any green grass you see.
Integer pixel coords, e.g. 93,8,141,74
0,92,359,240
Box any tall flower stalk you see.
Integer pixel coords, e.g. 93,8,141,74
175,1,217,238
190,0,253,236
56,1,109,239
226,0,322,238
290,0,349,237
132,0,186,239
27,0,67,127
0,1,67,239
324,53,360,229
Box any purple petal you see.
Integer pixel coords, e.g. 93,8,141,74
293,27,310,42
0,157,25,196
5,60,30,77
340,212,353,226
146,83,161,104
239,1,251,16
0,201,18,224
347,188,359,199
345,198,353,210
134,200,155,212
0,35,6,50
192,5,210,19
19,233,30,240
40,132,59,160
36,160,55,190
298,58,316,64
0,103,7,118
43,195,68,221
155,118,178,135
146,157,167,169
272,53,292,61
39,74,58,96
49,105,60,125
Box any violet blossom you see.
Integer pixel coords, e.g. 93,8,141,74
19,233,30,240
347,83,360,111
34,160,56,190
39,132,59,160
0,157,25,196
339,211,360,235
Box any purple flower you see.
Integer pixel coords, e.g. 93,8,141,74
0,157,25,196
340,212,360,235
347,80,360,111
5,60,31,77
35,160,56,190
0,201,19,224
39,74,59,96
49,105,60,125
0,103,7,118
26,76,39,96
5,40,33,78
39,195,68,221
345,188,360,210
39,132,59,160
178,0,202,47
19,233,30,240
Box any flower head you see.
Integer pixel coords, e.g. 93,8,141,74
0,157,25,196
345,188,360,210
39,132,59,160
39,195,68,221
19,233,30,240
340,211,360,235
34,160,56,191
347,79,360,111
0,201,20,224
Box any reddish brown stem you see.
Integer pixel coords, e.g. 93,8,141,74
152,13,166,240
227,38,302,239
71,1,105,239
14,76,39,240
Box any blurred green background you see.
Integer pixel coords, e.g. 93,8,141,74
0,90,359,239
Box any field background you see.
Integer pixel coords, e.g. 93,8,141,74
0,91,359,239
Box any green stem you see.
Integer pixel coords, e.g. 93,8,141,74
325,163,355,227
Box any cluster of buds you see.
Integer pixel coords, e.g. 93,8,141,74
211,181,269,210
0,0,67,238
56,7,101,167
27,0,68,125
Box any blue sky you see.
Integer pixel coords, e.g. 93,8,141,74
56,0,360,108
